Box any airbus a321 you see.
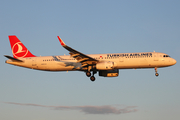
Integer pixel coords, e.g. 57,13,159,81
5,35,176,81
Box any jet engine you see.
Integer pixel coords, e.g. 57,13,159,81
99,69,119,77
96,61,117,70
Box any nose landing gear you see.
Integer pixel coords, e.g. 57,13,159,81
155,67,159,77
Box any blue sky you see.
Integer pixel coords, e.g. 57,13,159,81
0,0,180,120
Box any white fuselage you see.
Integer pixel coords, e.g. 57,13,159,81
6,52,176,71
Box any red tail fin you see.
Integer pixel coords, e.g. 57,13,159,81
8,35,36,58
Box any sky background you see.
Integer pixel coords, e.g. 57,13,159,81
0,0,180,120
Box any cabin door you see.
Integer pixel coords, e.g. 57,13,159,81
32,58,37,67
154,53,159,61
119,57,124,62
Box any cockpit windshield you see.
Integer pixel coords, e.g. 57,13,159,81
163,55,170,57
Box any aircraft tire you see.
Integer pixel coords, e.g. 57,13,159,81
155,73,159,77
86,72,91,77
90,76,95,81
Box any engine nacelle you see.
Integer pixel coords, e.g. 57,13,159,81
99,69,119,77
96,61,116,70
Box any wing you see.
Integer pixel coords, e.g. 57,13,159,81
57,36,98,67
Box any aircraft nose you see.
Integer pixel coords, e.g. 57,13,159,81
172,58,177,65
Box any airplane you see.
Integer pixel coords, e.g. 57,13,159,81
4,35,176,81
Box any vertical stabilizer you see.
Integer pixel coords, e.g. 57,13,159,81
8,35,36,58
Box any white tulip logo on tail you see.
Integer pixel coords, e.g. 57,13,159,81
12,42,28,58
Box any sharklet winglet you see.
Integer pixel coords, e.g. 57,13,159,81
57,36,66,46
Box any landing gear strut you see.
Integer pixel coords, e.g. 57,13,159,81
155,67,159,77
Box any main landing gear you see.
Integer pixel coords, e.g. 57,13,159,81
155,67,159,77
86,71,97,82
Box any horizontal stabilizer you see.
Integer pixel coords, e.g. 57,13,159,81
4,55,23,62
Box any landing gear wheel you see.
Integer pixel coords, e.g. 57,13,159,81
155,73,159,77
90,76,95,81
86,72,91,77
